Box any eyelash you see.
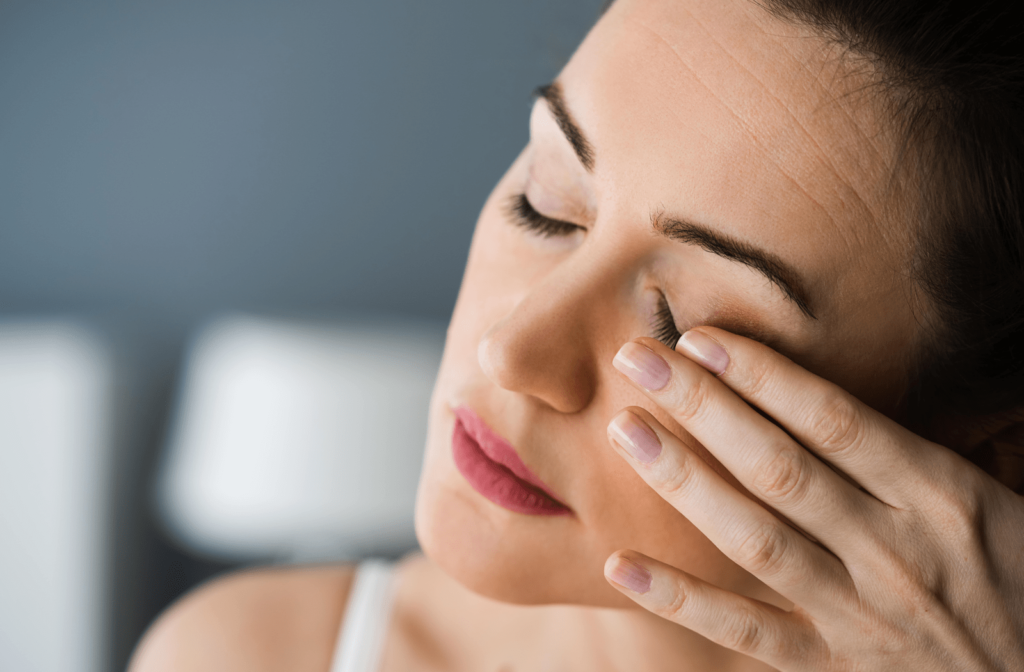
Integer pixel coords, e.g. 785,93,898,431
506,193,584,238
653,293,682,350
506,192,682,348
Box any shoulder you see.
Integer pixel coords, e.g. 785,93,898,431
128,564,356,672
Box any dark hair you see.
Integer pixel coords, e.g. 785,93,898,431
757,1,1024,484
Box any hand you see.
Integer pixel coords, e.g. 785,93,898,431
603,328,1024,671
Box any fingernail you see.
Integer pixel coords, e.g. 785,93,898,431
606,555,652,594
613,342,671,391
678,330,729,375
608,412,662,463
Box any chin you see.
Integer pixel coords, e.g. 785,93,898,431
413,402,634,608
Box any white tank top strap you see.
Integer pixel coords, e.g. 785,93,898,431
330,560,398,672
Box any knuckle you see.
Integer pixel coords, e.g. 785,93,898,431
656,449,701,501
869,544,921,589
919,472,984,543
734,521,790,576
750,445,810,505
737,353,777,400
672,372,715,424
939,487,982,532
858,541,942,614
876,550,942,616
807,389,863,456
661,577,691,622
720,605,769,654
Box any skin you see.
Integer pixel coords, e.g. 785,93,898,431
130,0,1024,669
603,331,1024,670
129,566,355,672
416,0,916,610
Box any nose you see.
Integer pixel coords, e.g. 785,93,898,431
477,272,599,414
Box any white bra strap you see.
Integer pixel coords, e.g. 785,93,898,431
330,561,397,672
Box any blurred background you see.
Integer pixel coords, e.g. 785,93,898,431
0,1,603,670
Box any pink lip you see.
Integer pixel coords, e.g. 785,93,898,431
451,405,571,516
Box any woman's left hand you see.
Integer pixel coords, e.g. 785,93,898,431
604,328,1024,671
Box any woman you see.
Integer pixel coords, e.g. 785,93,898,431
131,0,1024,669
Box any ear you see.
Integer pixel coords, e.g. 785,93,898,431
948,409,1024,494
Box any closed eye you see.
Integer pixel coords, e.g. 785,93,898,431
506,193,584,238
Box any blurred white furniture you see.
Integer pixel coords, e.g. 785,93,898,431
157,316,446,562
0,321,112,672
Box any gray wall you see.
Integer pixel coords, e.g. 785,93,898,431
0,0,602,324
0,1,604,669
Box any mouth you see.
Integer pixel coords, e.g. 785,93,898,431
451,405,572,516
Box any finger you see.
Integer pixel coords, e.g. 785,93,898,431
605,550,825,671
608,408,855,612
676,326,938,503
613,339,887,551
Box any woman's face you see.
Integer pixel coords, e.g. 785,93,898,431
416,0,923,608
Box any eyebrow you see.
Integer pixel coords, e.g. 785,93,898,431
655,215,818,320
535,82,595,172
534,81,815,320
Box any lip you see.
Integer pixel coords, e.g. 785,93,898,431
451,405,572,516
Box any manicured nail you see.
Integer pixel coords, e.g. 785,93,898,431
606,555,652,594
678,330,729,375
613,342,671,391
608,412,662,463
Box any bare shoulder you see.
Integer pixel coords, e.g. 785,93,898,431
129,564,356,672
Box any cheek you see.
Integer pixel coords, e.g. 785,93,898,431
580,446,749,592
546,382,743,583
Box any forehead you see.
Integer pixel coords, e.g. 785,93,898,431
559,0,912,320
